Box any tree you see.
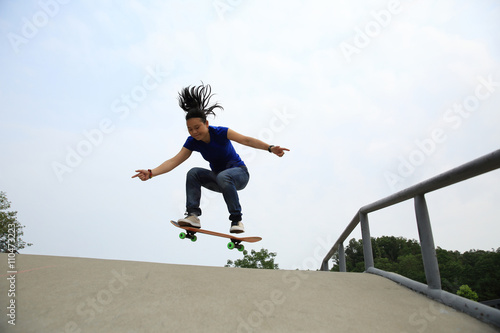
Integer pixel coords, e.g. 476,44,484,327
330,236,500,302
457,284,479,301
225,248,279,269
344,238,365,272
436,247,463,292
0,191,32,253
460,248,500,301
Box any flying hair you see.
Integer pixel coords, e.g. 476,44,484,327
178,83,224,122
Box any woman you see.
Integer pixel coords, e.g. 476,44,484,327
132,83,289,234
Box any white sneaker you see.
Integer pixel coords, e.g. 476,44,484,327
230,221,245,234
178,214,201,228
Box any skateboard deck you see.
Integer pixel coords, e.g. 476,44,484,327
170,220,262,251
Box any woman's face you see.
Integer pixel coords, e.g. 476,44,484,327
187,118,210,142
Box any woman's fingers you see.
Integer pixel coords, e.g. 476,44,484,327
132,170,147,179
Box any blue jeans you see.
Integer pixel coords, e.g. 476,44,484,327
185,166,250,222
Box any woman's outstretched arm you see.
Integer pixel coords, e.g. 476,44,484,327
227,129,290,157
132,147,192,181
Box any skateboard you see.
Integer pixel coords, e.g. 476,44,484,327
170,220,262,252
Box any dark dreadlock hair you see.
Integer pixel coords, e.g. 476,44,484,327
178,83,223,123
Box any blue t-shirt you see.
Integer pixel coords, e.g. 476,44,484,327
183,126,246,173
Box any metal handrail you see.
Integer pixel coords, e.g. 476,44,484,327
319,149,500,327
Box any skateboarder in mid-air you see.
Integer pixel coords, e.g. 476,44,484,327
132,83,289,234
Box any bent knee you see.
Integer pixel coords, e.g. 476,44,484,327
216,173,232,187
187,167,204,178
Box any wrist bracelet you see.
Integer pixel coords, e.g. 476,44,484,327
148,169,153,179
268,145,275,153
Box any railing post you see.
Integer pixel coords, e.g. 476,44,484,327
339,242,346,272
360,212,374,270
414,194,441,290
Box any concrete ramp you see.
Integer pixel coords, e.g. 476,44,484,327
1,254,498,332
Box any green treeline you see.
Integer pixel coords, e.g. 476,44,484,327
330,236,500,302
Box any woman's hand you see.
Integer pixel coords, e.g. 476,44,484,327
270,146,290,157
132,169,151,181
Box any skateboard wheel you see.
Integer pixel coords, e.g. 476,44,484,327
179,232,186,239
238,244,245,252
227,242,235,250
191,235,197,242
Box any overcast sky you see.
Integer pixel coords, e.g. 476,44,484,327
1,0,499,270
